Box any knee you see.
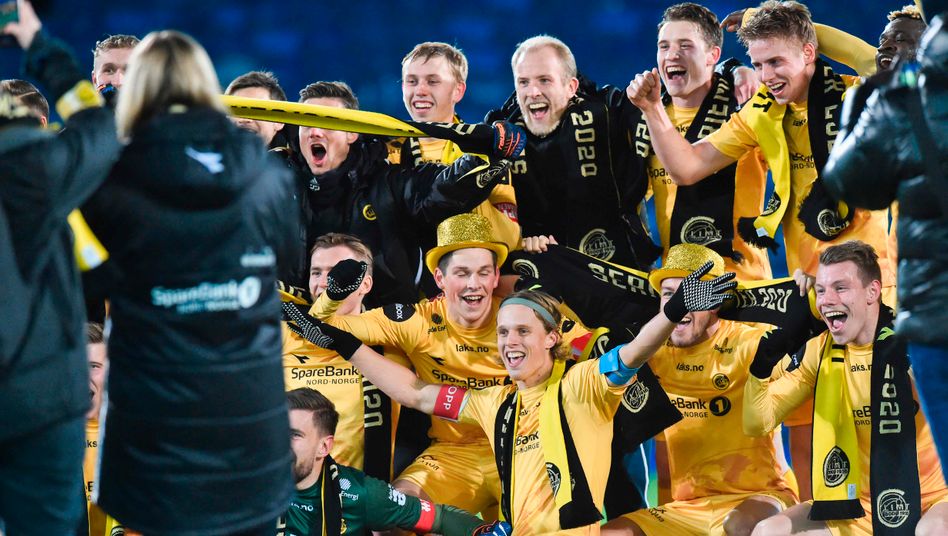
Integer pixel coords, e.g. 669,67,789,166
750,513,792,536
723,509,758,536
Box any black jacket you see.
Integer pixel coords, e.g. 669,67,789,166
84,107,295,535
487,87,658,270
0,33,120,443
300,136,501,307
824,16,948,345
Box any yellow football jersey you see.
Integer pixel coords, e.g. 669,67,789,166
459,359,625,535
312,295,509,443
649,320,796,501
745,331,947,507
706,79,894,286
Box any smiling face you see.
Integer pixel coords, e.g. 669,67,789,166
298,97,358,175
514,45,579,137
92,46,134,89
228,86,285,145
659,277,719,347
657,20,721,103
876,17,927,72
497,304,558,389
747,36,816,105
86,341,107,421
815,260,881,346
402,55,466,123
435,248,499,329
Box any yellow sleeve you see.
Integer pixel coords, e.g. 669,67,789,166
564,360,625,422
457,385,505,430
704,109,759,161
815,23,878,77
309,297,421,353
743,338,819,437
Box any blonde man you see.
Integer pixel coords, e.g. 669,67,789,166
393,42,521,255
628,1,895,302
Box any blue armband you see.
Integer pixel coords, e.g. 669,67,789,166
598,343,639,384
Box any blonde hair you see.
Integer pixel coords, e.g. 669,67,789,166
402,42,469,83
738,1,817,48
115,30,225,140
888,4,923,21
511,35,577,81
501,289,569,361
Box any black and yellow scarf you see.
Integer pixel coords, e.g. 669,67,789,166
634,72,742,262
737,59,852,249
312,455,343,536
504,245,817,330
492,360,602,530
810,307,920,534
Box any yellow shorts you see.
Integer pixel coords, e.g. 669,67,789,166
622,491,796,535
820,490,948,536
396,440,500,515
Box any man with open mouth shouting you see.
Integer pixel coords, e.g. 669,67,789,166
294,81,521,309
286,250,735,534
746,241,948,535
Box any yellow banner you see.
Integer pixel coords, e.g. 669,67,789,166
222,95,427,137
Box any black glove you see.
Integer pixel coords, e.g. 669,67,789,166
326,259,367,301
97,83,118,107
663,261,737,323
491,121,527,160
282,302,362,360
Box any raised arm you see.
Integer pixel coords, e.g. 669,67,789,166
284,303,440,414
626,68,737,185
814,23,877,78
599,262,737,387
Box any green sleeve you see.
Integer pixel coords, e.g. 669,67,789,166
362,475,424,531
431,504,489,536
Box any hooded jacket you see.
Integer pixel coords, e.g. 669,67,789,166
0,32,120,443
824,15,948,345
83,107,296,535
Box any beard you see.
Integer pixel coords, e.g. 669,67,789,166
292,454,314,484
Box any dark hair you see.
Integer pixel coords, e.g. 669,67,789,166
0,79,49,120
436,249,498,274
818,241,882,286
659,3,723,48
86,322,105,344
287,387,339,435
93,34,140,57
738,1,817,47
298,81,359,110
309,233,374,276
225,70,287,101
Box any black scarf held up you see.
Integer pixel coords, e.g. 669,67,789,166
633,72,742,263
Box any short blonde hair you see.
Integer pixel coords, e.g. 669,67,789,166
738,1,817,48
511,35,577,81
402,42,469,83
115,30,224,140
888,4,923,21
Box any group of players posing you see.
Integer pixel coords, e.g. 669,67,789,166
61,0,947,534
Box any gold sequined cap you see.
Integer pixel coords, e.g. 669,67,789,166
648,243,725,292
425,213,509,274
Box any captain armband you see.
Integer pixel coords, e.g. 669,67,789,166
598,344,639,385
413,499,437,533
433,385,468,421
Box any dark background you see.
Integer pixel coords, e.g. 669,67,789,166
1,0,906,277
2,0,899,119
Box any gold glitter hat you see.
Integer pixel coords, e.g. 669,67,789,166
425,213,508,274
648,243,725,292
